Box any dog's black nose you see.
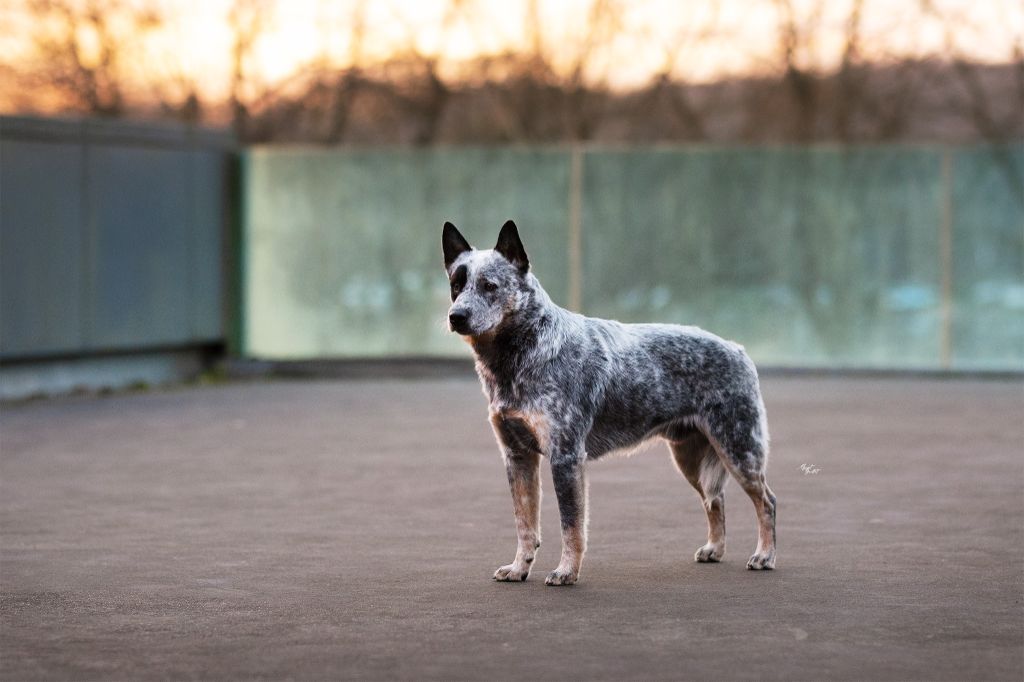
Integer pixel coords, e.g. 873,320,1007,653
448,311,470,333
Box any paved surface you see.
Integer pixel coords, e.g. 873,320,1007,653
2,376,1022,680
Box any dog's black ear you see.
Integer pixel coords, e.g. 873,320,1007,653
442,221,471,269
495,220,529,273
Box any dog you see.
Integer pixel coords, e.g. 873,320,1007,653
443,220,776,586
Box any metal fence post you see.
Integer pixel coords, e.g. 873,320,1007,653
568,145,584,312
81,121,96,351
939,148,954,370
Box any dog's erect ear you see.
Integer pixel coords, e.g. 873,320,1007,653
495,220,529,273
442,221,471,269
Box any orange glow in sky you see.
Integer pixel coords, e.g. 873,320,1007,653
1,0,1021,106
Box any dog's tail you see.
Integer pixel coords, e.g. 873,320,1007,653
698,448,729,509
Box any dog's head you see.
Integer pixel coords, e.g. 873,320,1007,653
442,220,531,337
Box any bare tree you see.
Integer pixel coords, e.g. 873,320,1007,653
228,0,270,138
771,0,823,142
561,0,622,141
149,64,204,123
481,0,563,141
325,1,367,143
639,3,724,141
921,0,1023,200
833,0,864,141
10,0,1019,147
382,0,471,145
24,0,161,116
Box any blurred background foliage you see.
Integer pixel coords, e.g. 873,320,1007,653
1,0,1021,146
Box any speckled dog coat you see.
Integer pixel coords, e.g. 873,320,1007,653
443,220,777,586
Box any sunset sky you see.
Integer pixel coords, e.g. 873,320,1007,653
1,0,1021,107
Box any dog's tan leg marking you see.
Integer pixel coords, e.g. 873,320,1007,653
743,473,777,570
546,458,587,586
689,420,777,570
712,447,776,570
491,413,543,582
670,435,727,562
493,450,541,581
547,521,585,586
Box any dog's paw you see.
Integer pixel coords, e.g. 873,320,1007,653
746,550,776,570
695,542,725,563
544,568,578,586
493,563,530,582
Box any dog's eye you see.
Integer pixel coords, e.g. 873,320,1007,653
482,280,499,293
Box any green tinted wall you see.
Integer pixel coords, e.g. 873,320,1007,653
242,144,1023,370
244,148,571,357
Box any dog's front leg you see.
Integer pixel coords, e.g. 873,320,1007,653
547,455,587,586
493,448,541,582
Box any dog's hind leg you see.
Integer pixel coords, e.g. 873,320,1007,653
700,400,777,570
669,432,728,563
730,463,776,570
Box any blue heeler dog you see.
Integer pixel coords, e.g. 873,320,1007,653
443,220,777,586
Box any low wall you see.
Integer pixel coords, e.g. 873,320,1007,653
0,116,235,396
242,145,1023,371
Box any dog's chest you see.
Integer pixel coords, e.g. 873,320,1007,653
478,375,554,455
489,407,551,455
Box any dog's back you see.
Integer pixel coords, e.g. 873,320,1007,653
567,317,767,462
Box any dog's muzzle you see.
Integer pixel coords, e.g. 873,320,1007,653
448,311,472,335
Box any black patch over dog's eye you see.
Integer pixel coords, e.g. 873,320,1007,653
450,265,467,301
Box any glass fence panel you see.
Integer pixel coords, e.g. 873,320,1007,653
245,147,571,357
244,145,1023,370
950,146,1024,369
581,147,946,368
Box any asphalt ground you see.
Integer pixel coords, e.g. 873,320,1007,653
1,375,1022,680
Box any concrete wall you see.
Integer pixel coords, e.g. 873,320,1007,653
0,116,234,396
